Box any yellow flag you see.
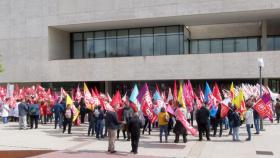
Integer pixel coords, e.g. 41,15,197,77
66,94,73,106
177,83,186,109
234,89,246,112
66,93,80,122
230,82,235,101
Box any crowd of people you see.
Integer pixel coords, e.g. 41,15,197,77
1,94,279,154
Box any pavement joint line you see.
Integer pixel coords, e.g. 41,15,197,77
64,139,94,151
186,141,205,158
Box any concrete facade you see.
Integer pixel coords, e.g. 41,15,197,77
0,0,280,83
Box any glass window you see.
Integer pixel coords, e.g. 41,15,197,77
154,27,165,35
223,39,234,53
274,37,280,50
95,31,105,39
248,37,259,52
167,35,179,55
190,40,198,54
166,26,179,35
129,37,141,56
117,38,128,56
73,33,83,40
129,29,140,37
73,41,83,58
141,36,153,56
210,39,222,53
235,38,248,52
106,38,117,57
141,28,153,36
84,32,93,40
95,39,105,58
179,34,184,54
154,35,166,55
198,40,210,54
117,29,128,38
106,30,116,38
84,40,94,58
267,37,274,51
184,39,189,54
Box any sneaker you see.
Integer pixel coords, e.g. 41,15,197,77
110,150,116,154
133,151,138,154
245,138,251,141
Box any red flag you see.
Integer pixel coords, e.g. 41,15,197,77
173,81,177,101
213,83,222,105
195,94,203,110
253,98,273,122
111,90,122,107
137,83,155,122
155,83,160,93
187,80,194,99
220,102,230,118
198,85,204,103
75,85,82,103
175,108,198,136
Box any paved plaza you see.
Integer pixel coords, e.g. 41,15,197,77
0,120,279,158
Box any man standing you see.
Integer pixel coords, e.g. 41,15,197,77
63,104,73,134
174,103,188,143
275,98,280,123
196,103,211,141
127,112,141,154
122,103,134,141
18,99,28,129
105,107,119,153
52,101,64,129
29,101,40,129
245,105,254,141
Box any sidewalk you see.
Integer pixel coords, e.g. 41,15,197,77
0,121,279,158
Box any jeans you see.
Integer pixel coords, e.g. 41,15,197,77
232,127,240,141
2,117,8,124
30,115,39,129
63,118,72,134
88,120,95,136
246,124,251,140
54,113,62,129
19,115,27,129
95,119,104,138
254,118,260,134
159,125,168,142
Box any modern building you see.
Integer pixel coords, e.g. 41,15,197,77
0,0,280,93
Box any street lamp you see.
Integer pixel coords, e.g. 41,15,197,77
258,58,265,131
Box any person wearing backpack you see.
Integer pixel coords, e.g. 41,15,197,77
63,104,73,134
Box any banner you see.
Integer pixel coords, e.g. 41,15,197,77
137,83,155,122
175,108,198,136
253,98,273,122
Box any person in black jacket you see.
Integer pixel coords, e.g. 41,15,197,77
196,104,211,141
213,104,223,137
63,104,73,134
127,112,142,154
105,107,120,153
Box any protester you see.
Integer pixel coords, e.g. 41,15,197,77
95,105,105,139
232,109,241,141
158,107,169,143
122,103,134,141
116,106,126,139
213,104,222,137
245,105,254,141
174,103,188,143
18,99,28,129
52,101,64,129
88,108,95,136
196,103,210,141
46,102,53,123
275,98,280,123
142,115,151,135
79,98,86,124
63,104,73,134
127,112,141,154
29,101,40,129
2,98,10,124
105,106,119,153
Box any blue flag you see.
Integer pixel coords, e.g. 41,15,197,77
130,84,139,104
204,82,212,103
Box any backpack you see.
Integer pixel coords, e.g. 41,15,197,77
65,109,72,119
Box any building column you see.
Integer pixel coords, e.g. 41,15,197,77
261,20,267,51
105,81,112,96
